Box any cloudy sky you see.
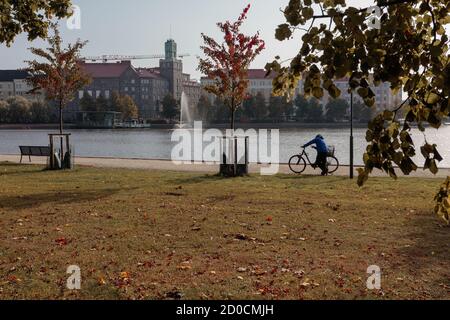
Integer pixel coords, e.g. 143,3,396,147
0,0,375,80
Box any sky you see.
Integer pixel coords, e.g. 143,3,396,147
0,0,374,81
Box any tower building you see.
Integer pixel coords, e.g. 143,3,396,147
159,39,183,100
65,39,202,121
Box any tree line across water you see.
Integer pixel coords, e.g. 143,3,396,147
79,91,138,120
0,92,374,125
0,96,57,124
191,92,374,124
0,91,140,124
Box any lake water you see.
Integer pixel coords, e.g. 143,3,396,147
1,127,450,167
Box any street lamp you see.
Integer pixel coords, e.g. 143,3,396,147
350,90,354,179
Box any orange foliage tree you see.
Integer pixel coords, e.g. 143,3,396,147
198,4,265,131
26,24,91,134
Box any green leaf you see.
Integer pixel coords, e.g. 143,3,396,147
275,24,292,41
357,168,369,187
302,7,314,20
328,85,341,99
430,159,439,175
425,92,440,105
357,87,369,98
312,87,324,99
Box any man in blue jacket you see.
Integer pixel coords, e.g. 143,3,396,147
303,135,329,175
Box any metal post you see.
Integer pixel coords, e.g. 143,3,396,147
350,91,354,179
222,136,227,165
234,136,238,176
49,135,54,170
244,136,249,175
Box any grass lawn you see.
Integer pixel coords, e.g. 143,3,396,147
0,162,448,300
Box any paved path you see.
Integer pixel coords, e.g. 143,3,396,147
1,154,449,178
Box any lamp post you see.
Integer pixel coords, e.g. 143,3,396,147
350,90,354,179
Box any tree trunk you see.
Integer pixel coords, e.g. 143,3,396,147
230,106,236,176
59,104,64,159
230,108,235,132
59,105,63,134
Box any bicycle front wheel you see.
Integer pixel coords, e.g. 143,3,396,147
289,155,307,174
327,156,339,174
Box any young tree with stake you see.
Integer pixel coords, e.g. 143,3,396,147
26,24,91,135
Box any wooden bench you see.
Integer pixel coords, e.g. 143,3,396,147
19,146,51,163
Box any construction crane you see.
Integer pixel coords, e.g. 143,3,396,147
81,53,190,63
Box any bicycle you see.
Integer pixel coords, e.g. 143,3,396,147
288,145,340,175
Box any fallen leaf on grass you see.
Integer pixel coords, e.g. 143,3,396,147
98,277,106,286
294,270,305,277
177,261,192,271
235,233,250,241
119,271,131,281
137,261,154,268
12,236,28,241
334,240,343,247
55,237,68,246
250,265,267,276
7,275,21,284
300,282,310,288
115,272,131,288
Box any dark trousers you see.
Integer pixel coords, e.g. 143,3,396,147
315,152,328,174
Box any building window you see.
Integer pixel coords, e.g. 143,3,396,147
78,91,84,99
105,90,110,99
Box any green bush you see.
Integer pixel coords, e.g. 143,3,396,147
0,97,56,124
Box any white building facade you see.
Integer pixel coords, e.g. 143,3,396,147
201,69,403,112
0,70,44,101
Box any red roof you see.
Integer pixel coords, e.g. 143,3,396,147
147,67,160,74
201,69,277,81
80,61,133,78
136,68,165,80
247,69,276,79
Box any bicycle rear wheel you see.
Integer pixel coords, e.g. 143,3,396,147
327,156,339,174
289,155,307,174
